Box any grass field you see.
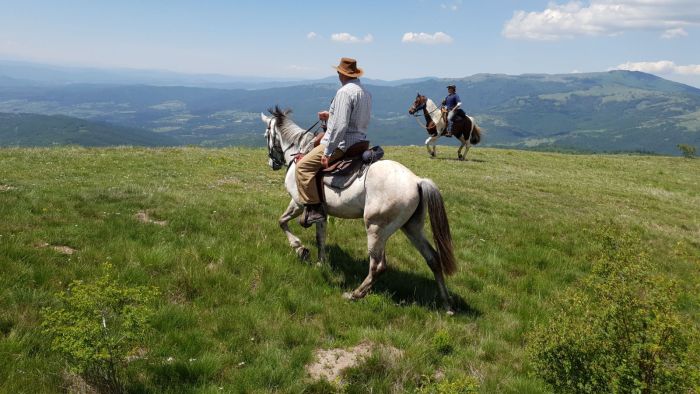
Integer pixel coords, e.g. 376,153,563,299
1,146,698,393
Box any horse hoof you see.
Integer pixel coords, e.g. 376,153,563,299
458,155,464,161
342,292,356,301
446,308,455,316
297,247,310,261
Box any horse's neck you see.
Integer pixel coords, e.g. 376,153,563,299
279,124,313,163
425,99,443,126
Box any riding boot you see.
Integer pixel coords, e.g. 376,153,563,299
299,203,326,228
445,121,454,137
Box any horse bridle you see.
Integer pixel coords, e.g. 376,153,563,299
265,119,286,170
409,96,441,130
265,118,324,170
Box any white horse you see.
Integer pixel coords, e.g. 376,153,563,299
261,107,458,313
408,93,482,160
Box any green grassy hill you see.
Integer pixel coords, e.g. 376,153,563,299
0,146,698,392
0,112,179,147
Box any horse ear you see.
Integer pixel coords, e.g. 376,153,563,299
416,92,420,97
261,113,271,123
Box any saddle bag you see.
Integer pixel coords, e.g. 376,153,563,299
362,146,384,164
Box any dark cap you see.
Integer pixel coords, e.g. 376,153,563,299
446,84,456,89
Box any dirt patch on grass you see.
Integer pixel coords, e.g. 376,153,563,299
213,177,241,186
135,211,167,226
306,341,403,384
37,242,77,255
62,370,97,394
0,184,16,191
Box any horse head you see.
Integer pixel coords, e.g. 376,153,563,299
408,93,427,115
261,106,288,171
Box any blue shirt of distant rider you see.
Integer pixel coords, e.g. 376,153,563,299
444,92,460,112
442,85,461,133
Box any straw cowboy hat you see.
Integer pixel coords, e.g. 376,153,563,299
333,57,364,78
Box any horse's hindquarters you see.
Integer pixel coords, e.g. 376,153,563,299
363,160,422,227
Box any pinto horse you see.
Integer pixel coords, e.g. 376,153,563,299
261,106,459,313
408,93,482,160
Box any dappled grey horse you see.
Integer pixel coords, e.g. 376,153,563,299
262,107,458,313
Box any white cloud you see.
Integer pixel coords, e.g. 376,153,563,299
503,0,700,40
401,32,454,44
441,0,462,11
306,32,317,40
331,33,373,44
613,60,700,75
661,27,687,39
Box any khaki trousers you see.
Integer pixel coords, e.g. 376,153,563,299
296,144,344,205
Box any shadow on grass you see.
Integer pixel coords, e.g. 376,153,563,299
326,245,481,318
433,157,487,163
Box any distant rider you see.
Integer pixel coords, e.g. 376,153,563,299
295,57,372,228
441,84,461,136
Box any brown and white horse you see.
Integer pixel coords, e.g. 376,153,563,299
262,107,459,313
408,93,482,160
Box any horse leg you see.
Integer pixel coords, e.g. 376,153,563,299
457,136,466,161
401,213,453,313
315,219,327,265
279,199,310,261
462,140,471,160
424,136,435,157
344,224,388,300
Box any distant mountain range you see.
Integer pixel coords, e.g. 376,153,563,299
0,60,435,89
0,112,178,147
0,60,699,154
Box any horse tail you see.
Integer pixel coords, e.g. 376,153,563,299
470,122,482,145
419,179,457,276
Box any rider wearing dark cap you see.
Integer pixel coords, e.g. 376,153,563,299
441,85,461,136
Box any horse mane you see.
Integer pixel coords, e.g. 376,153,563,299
267,105,313,152
267,105,305,141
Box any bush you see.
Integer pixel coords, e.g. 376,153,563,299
418,375,480,394
41,264,159,393
677,144,697,159
432,329,454,355
528,229,700,393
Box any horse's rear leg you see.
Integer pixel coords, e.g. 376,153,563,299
401,216,453,314
457,137,469,161
279,199,309,261
344,225,388,300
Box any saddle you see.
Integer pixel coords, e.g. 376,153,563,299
440,108,467,137
319,141,383,190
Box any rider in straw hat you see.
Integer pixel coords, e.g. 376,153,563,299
295,57,372,228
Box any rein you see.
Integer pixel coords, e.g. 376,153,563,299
410,101,441,131
267,118,323,169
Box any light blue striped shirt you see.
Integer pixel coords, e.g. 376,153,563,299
322,79,372,156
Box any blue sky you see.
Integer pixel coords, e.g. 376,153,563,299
1,0,699,86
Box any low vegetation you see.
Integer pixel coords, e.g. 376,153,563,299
0,146,698,392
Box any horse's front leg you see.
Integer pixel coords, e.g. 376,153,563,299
425,136,437,157
279,199,310,261
315,219,327,265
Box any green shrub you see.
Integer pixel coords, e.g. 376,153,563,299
41,264,159,393
432,329,454,355
528,229,700,393
418,375,480,394
677,144,696,158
